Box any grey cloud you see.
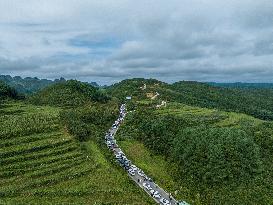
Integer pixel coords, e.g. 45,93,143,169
0,0,273,84
236,1,273,29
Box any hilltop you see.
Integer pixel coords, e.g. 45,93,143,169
108,78,273,120
29,80,109,107
107,78,167,100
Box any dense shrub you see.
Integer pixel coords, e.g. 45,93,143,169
172,126,263,185
0,81,19,100
251,122,273,157
118,101,273,204
123,108,225,156
137,115,185,156
60,103,117,141
29,80,110,107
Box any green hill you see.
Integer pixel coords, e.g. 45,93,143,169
107,78,167,100
29,80,110,107
169,81,273,120
0,101,154,205
116,102,273,204
108,78,273,120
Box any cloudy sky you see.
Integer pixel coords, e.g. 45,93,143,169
0,0,273,84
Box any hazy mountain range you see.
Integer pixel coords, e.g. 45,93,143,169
0,75,99,94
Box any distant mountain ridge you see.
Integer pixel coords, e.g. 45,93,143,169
208,82,273,89
0,81,19,100
0,75,99,94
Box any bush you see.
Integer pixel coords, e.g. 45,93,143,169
0,81,19,100
172,126,263,185
60,103,117,142
252,122,273,156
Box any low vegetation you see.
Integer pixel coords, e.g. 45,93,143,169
0,101,154,205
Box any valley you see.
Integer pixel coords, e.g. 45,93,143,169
0,78,272,205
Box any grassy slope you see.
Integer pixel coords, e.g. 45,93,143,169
155,102,263,126
118,140,193,202
116,102,272,205
0,101,154,205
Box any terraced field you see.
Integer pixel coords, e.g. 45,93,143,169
0,101,154,205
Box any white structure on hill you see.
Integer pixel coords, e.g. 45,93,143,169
151,92,160,100
156,100,167,109
140,83,147,90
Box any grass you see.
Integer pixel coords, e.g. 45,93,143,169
118,139,196,204
155,102,263,127
0,101,155,205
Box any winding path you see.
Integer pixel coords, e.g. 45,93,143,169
105,104,190,205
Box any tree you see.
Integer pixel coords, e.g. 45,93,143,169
172,126,263,185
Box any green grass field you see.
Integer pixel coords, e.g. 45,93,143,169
155,102,263,126
0,101,154,205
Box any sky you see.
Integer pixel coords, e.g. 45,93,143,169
0,0,273,85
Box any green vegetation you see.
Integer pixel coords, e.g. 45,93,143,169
0,101,154,205
60,101,118,141
116,102,273,205
2,76,273,205
0,75,64,94
107,78,167,101
108,78,273,120
118,139,189,200
208,82,273,89
169,81,273,120
0,81,19,101
173,127,263,185
29,80,110,107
